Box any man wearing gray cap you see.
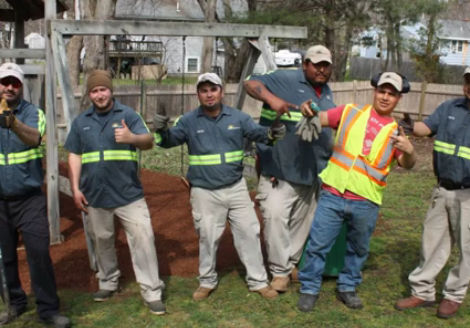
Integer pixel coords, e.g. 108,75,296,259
395,67,470,319
243,45,336,292
153,72,285,300
297,72,416,311
0,62,70,327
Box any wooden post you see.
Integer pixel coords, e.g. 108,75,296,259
45,0,61,244
418,81,427,121
13,8,25,65
234,40,261,110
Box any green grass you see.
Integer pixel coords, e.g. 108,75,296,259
40,149,470,327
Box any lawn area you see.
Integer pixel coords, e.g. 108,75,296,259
19,138,470,327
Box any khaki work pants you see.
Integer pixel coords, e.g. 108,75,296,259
86,197,165,302
409,186,470,303
256,175,317,277
190,178,269,291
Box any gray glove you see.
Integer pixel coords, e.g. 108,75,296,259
295,116,321,142
268,123,286,141
153,113,170,132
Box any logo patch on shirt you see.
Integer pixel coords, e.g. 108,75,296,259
298,89,305,93
196,129,205,134
448,116,455,120
112,122,123,129
227,124,240,130
83,126,91,131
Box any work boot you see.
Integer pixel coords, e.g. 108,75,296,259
192,286,215,301
336,290,363,309
253,286,278,299
0,307,26,325
297,293,319,312
40,313,71,328
93,289,117,302
395,295,435,310
437,299,461,319
146,300,166,315
270,276,290,292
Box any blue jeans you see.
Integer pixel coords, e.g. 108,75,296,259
299,190,379,295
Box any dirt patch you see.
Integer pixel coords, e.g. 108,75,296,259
16,166,247,293
16,137,434,294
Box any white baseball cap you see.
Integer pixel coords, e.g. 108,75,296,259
377,72,403,93
463,66,470,77
197,72,223,88
305,45,332,64
0,62,24,85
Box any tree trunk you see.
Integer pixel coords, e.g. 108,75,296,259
198,0,216,73
66,35,83,90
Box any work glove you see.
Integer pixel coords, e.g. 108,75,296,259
296,116,321,142
0,98,15,129
398,113,414,135
153,113,170,132
268,123,286,141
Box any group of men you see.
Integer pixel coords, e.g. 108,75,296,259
0,43,470,327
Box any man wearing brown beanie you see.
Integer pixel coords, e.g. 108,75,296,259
64,70,166,315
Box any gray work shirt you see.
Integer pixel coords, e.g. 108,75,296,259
158,104,270,190
248,68,336,186
65,100,149,208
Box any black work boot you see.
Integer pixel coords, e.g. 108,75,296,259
336,290,363,309
297,293,319,312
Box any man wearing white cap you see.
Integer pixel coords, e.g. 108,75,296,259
153,72,285,300
243,45,336,292
395,67,470,319
0,62,70,327
297,72,416,311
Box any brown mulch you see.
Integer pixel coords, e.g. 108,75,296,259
17,167,245,293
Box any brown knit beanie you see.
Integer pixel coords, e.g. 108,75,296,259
86,70,113,93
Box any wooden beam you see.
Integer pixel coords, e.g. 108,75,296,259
0,49,46,59
50,20,307,39
234,40,261,110
45,0,62,244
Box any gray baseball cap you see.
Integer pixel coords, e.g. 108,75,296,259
305,45,332,64
377,72,403,93
197,72,223,88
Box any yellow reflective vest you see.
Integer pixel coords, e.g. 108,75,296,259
319,104,398,205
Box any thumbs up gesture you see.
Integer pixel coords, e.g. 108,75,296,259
390,126,414,155
114,119,134,144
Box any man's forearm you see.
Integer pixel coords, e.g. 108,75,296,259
132,133,154,150
68,153,82,193
10,119,41,146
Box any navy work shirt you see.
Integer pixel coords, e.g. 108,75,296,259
424,97,470,185
0,99,45,197
65,100,150,208
157,104,270,190
248,68,336,186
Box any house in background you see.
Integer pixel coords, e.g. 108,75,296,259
437,19,470,66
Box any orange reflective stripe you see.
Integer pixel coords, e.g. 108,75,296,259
352,165,387,187
372,124,397,167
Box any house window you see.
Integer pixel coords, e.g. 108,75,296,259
186,57,199,73
450,40,463,53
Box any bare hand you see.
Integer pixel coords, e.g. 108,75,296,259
390,126,414,154
73,189,88,213
269,98,296,118
300,99,318,117
114,119,134,144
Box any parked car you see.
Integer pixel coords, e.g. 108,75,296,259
274,49,302,67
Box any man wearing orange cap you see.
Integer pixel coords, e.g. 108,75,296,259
65,70,165,315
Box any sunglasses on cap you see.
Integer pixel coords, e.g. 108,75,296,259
0,77,22,88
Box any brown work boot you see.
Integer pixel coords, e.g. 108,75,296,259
290,267,299,283
437,299,461,319
192,286,215,301
395,295,435,310
253,286,278,299
271,276,290,292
